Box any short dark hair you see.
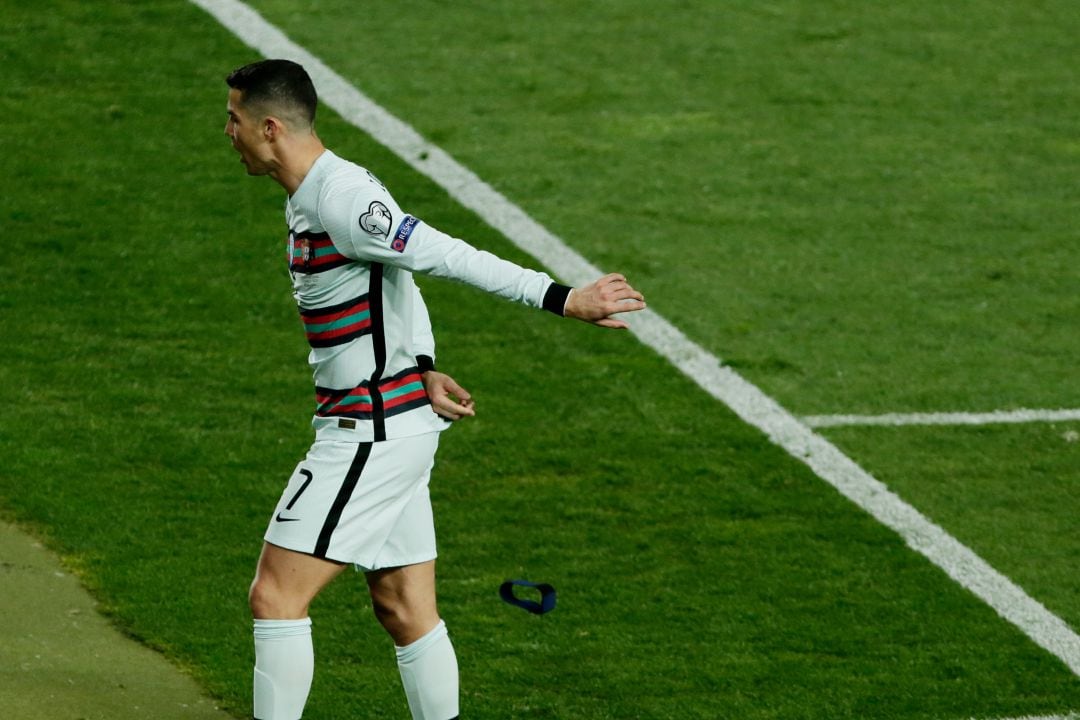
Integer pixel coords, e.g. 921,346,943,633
226,59,317,129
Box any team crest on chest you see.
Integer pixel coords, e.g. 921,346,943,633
288,230,349,274
359,201,393,240
300,236,313,266
288,232,313,269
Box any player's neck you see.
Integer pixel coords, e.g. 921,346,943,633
272,134,327,196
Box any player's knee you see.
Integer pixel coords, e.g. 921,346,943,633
371,596,413,639
371,596,439,645
248,576,277,618
249,575,308,619
370,593,401,627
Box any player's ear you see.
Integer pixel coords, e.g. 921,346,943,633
263,115,283,142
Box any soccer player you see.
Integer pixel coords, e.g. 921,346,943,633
224,59,645,720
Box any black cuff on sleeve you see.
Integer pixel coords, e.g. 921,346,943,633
541,283,573,316
416,355,436,373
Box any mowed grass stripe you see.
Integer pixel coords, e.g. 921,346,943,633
5,1,1080,717
189,0,1080,678
234,1,1080,419
820,421,1080,636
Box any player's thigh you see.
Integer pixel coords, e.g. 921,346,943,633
250,541,347,619
365,560,439,644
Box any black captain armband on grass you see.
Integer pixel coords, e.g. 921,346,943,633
542,283,573,316
500,579,557,615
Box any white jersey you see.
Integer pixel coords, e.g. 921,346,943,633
285,150,570,442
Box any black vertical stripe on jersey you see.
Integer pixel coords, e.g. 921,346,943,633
313,442,373,559
367,263,387,441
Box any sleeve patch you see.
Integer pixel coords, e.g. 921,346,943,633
359,201,393,240
391,215,420,253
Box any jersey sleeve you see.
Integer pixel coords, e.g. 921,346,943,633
319,174,571,314
390,220,572,312
410,281,436,372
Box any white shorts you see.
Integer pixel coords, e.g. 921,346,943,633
263,432,440,570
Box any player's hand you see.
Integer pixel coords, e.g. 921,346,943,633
564,273,646,329
421,370,476,421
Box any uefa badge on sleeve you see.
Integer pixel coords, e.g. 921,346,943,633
359,200,392,240
390,215,420,253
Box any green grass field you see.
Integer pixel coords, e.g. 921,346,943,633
2,1,1078,718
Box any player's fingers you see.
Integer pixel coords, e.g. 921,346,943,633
605,286,644,303
445,379,472,402
594,316,630,329
602,299,646,317
433,400,471,420
591,272,626,284
567,274,643,324
440,388,474,415
598,279,643,301
430,400,461,420
443,395,476,417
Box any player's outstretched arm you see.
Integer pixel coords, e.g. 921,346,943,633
563,273,646,329
421,370,476,421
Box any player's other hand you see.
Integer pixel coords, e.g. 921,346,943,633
421,371,476,421
564,273,646,329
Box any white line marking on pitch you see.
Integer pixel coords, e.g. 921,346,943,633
189,0,1080,678
976,714,1080,720
804,408,1080,429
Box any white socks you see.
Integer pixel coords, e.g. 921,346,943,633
253,617,459,720
395,620,460,720
253,618,314,720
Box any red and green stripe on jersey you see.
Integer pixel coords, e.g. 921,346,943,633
314,368,430,420
288,230,351,274
299,295,371,348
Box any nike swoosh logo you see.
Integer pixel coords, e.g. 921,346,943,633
275,514,301,523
